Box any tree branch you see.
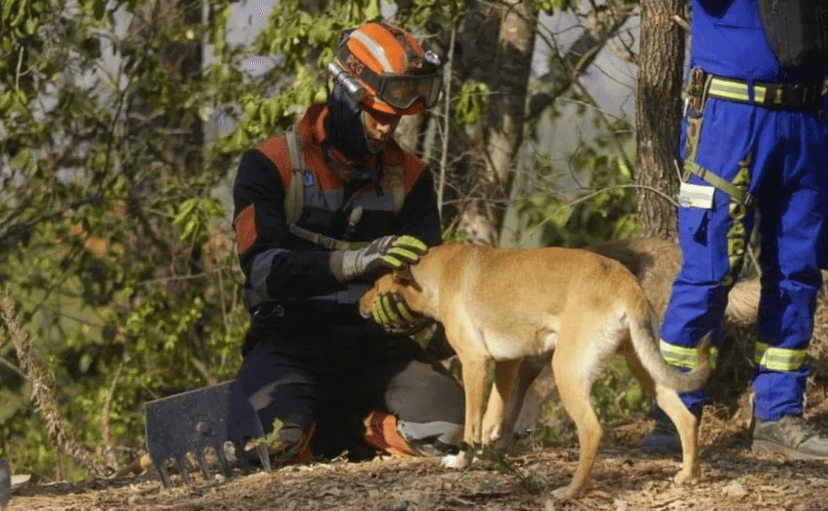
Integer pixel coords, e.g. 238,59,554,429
527,4,634,121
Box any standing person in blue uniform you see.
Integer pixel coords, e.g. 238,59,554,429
229,21,465,463
641,0,828,459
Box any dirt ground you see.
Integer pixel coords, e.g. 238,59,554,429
6,411,828,511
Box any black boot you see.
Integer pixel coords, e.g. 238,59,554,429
752,415,828,460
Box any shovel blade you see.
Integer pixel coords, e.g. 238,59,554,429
144,379,270,487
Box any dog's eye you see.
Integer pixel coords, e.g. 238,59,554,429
396,277,412,286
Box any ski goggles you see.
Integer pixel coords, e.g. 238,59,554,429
369,70,442,110
334,49,443,110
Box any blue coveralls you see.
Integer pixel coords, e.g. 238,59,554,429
659,0,828,421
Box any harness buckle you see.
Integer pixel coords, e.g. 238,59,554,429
684,67,707,112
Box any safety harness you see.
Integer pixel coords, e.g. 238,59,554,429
279,126,407,251
681,67,827,206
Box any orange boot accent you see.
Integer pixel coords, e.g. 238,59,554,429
363,411,416,457
295,421,315,462
268,421,316,465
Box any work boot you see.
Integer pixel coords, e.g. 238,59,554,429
752,415,828,460
638,417,681,455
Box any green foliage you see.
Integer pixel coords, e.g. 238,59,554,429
173,197,226,244
1,0,262,476
454,81,490,125
519,152,639,249
534,0,577,14
513,102,640,248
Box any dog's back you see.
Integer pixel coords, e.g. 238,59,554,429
432,245,649,359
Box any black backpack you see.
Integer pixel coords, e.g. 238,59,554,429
758,0,828,67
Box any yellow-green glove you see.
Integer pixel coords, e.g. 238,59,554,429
331,235,427,282
372,292,427,334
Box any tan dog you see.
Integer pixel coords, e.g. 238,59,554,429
358,243,710,499
507,237,759,435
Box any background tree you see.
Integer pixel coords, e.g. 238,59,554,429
446,0,537,246
635,0,685,240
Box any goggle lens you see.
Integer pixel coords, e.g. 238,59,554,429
380,74,442,110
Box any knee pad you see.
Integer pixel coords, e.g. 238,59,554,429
398,417,463,456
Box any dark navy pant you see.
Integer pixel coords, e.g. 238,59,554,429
234,315,464,459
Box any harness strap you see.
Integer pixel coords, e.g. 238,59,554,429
682,71,756,207
287,224,369,250
683,160,754,207
283,127,305,226
282,126,407,249
388,166,406,213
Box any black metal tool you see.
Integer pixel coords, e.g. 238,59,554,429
144,380,271,487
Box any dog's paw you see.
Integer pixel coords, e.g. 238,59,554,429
673,467,700,485
441,453,469,469
482,424,502,446
551,485,572,500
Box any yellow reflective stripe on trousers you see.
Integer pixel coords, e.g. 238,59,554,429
659,340,719,370
754,342,808,371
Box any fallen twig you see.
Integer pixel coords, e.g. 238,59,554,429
0,295,105,477
102,362,124,471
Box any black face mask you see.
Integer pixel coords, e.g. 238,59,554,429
327,83,371,161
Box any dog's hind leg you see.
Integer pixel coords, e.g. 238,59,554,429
502,354,552,446
654,386,700,483
551,339,603,499
622,346,656,398
623,348,700,484
482,359,522,448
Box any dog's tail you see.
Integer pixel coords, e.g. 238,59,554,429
627,302,711,393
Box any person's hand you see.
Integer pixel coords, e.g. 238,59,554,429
372,292,428,334
331,235,427,282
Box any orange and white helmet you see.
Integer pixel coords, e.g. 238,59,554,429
329,22,443,116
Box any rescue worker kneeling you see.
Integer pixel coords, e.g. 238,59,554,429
229,22,464,463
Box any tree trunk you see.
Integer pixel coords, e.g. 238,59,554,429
635,0,685,241
454,0,536,246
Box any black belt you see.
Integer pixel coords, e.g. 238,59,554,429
705,75,825,108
